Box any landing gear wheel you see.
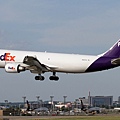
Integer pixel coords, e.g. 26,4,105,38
49,72,59,81
49,76,59,81
35,76,45,81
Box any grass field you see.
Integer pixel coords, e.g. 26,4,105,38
38,116,120,120
0,115,120,120
1,115,120,120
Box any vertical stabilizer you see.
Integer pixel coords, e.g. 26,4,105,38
101,39,120,57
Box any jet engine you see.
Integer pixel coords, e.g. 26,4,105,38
5,63,25,73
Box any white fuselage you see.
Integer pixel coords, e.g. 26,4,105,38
0,49,99,73
0,40,119,80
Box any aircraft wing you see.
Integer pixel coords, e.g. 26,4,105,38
23,56,58,74
111,58,120,65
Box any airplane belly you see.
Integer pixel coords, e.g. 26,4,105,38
54,63,93,73
54,66,85,73
45,55,99,73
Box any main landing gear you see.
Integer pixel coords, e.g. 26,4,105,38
35,75,45,81
49,72,59,81
35,72,59,81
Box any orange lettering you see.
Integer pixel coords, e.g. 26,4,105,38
5,53,10,61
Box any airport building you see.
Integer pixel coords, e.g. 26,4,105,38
118,96,120,104
88,96,113,107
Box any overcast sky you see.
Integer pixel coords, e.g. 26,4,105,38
0,0,120,102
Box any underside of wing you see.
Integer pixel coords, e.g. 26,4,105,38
23,56,58,74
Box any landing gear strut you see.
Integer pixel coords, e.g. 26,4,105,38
49,72,59,81
35,75,45,81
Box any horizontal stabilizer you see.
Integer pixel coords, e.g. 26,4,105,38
111,58,120,65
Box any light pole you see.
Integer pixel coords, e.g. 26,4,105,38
63,96,67,114
40,100,42,108
36,96,40,108
22,96,26,108
63,96,67,107
4,100,8,108
50,96,54,112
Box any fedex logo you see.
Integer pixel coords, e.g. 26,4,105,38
0,53,15,61
8,66,15,70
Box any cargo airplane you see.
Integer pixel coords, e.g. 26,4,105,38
0,40,120,81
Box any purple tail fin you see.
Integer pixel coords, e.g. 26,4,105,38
102,39,120,57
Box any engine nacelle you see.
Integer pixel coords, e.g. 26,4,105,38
5,63,25,73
